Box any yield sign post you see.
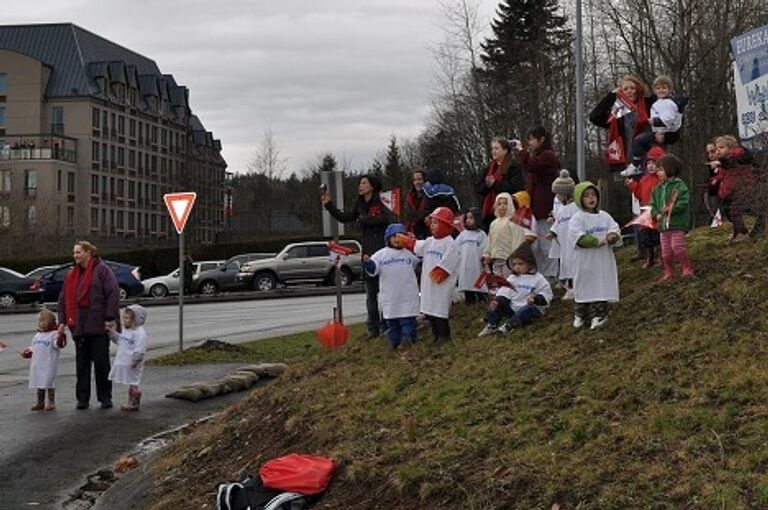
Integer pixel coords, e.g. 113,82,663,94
164,192,197,352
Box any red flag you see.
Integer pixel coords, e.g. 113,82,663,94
475,271,513,289
328,241,354,256
379,187,401,218
0,341,7,352
625,210,657,230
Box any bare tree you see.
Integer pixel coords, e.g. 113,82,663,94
247,129,288,234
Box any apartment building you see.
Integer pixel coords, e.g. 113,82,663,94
0,23,226,254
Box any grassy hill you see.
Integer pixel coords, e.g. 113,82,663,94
146,226,768,509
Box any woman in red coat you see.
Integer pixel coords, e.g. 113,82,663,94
516,127,560,278
475,136,526,229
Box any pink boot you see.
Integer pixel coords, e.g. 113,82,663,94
659,255,675,282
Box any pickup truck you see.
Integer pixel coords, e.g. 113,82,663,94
235,240,362,291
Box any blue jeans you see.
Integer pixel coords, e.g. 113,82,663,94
485,298,542,328
386,317,417,349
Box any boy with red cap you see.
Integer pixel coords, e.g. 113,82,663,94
396,207,460,345
624,145,664,268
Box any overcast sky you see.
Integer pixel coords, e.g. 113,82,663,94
6,0,499,175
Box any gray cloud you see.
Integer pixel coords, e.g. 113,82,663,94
6,0,497,175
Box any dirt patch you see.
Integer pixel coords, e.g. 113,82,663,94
193,339,249,353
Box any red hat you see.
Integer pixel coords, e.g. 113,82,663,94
429,207,454,238
646,146,666,161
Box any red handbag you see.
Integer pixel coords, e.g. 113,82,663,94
259,454,336,495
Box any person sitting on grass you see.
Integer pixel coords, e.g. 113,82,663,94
362,223,420,356
477,243,553,337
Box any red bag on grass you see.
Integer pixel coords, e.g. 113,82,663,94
259,454,336,495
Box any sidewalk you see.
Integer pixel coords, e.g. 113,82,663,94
0,362,259,509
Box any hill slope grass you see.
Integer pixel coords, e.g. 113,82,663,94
146,226,768,509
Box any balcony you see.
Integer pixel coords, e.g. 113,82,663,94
1,134,78,163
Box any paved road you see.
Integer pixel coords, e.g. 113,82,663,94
0,294,367,509
0,294,367,386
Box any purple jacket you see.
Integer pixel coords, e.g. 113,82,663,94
58,258,120,336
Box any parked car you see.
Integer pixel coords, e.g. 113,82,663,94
192,253,275,295
38,261,142,302
25,265,63,280
0,267,44,307
141,260,224,297
236,240,362,291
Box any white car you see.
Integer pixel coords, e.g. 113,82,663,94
142,260,223,297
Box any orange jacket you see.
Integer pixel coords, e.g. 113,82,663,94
626,173,660,206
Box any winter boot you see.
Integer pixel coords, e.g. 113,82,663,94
45,389,56,411
121,387,141,412
31,389,45,411
679,251,695,278
659,254,675,282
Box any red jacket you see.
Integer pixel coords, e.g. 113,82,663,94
626,173,660,206
712,147,755,200
517,148,559,220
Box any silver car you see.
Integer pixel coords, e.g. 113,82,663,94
142,260,224,297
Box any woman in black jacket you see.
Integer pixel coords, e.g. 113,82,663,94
321,174,391,338
404,168,428,240
475,136,525,229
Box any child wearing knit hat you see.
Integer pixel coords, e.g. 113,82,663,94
548,169,579,299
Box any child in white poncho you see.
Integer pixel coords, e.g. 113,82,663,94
108,304,148,411
548,170,579,300
22,308,63,411
455,207,487,304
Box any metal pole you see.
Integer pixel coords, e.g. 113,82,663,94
334,230,343,323
575,0,586,183
178,230,184,352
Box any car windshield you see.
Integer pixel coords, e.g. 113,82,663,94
0,267,26,279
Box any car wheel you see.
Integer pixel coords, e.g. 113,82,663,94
119,286,128,301
253,273,277,291
200,280,219,295
0,292,16,308
339,267,353,286
150,284,169,298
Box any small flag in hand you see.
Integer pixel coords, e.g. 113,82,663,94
0,341,8,352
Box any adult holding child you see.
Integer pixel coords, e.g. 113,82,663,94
57,240,120,410
321,174,392,338
476,136,526,229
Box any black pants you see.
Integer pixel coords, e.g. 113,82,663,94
575,301,608,320
425,315,450,343
463,291,486,304
364,272,383,335
75,333,112,404
631,129,679,164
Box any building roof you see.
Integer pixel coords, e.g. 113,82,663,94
0,23,160,98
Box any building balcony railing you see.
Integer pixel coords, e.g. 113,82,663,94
1,134,78,163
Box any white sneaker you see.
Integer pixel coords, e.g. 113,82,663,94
477,325,497,337
498,322,510,334
573,316,585,329
619,163,640,177
590,316,607,329
562,289,574,301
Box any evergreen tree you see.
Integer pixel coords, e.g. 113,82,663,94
383,135,405,190
318,153,337,173
368,159,383,179
480,0,572,135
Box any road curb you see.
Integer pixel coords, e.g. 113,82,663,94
0,284,364,315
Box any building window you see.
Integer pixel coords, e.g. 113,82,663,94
0,204,9,228
92,107,100,129
128,149,135,169
52,106,64,134
57,169,62,192
0,170,10,192
117,210,124,230
0,106,5,128
151,126,158,144
129,119,136,138
0,73,6,95
111,113,116,134
118,115,125,135
91,174,99,195
128,211,135,229
68,172,75,194
117,178,124,198
128,180,135,199
92,141,99,161
118,147,125,166
25,204,36,228
24,169,37,196
102,111,108,133
90,207,98,229
110,145,116,165
67,206,74,229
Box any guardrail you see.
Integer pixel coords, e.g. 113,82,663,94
0,283,365,315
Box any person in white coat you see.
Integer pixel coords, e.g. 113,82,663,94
397,207,460,345
22,308,63,411
455,208,487,304
108,304,148,411
548,170,579,300
477,243,553,336
569,182,622,330
363,223,420,354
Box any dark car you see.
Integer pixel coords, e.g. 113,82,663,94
191,253,274,295
38,261,143,302
0,267,44,307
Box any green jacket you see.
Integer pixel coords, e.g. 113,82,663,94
651,177,690,232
